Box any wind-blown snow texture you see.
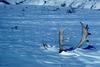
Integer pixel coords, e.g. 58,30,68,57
0,5,100,67
0,0,100,9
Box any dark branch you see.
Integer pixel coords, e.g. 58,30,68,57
15,0,27,5
0,0,11,5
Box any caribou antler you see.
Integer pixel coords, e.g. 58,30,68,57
74,22,91,49
59,28,67,53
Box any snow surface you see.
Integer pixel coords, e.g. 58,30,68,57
0,0,100,9
0,5,100,67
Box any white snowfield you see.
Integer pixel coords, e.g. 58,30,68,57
0,5,100,67
0,0,100,9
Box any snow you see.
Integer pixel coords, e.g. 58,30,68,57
0,0,100,9
0,5,100,67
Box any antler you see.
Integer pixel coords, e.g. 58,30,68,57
73,22,91,49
